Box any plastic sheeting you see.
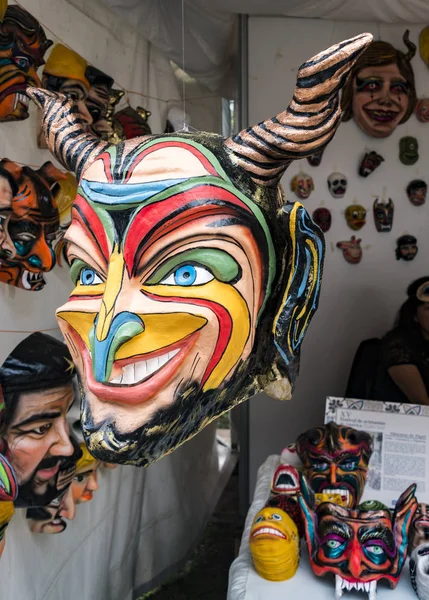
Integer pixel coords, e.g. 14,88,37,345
227,454,413,600
0,424,235,600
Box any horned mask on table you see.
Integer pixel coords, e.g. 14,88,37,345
27,34,373,467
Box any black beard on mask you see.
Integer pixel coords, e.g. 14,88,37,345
81,359,256,467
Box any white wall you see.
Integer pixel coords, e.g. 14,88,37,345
248,17,429,493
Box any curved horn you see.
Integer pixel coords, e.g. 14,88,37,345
26,88,110,180
403,29,416,62
225,33,373,186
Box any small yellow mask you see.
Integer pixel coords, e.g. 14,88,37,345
249,506,300,581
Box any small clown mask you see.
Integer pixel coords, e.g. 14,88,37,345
295,422,373,508
337,237,362,264
359,151,384,177
0,502,14,558
249,506,299,581
396,234,418,261
400,136,419,165
0,6,52,122
28,34,373,467
407,180,427,207
328,173,347,198
410,543,429,600
409,503,429,554
299,478,417,600
415,98,429,123
71,444,99,504
307,147,325,167
291,173,314,200
373,198,394,232
313,208,332,233
0,159,64,290
345,205,366,231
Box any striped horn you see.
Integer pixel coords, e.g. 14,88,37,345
26,88,110,180
225,33,373,186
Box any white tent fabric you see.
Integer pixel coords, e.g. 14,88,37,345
93,0,429,94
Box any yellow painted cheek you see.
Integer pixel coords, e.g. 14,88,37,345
143,280,251,390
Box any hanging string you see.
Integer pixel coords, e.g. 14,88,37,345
181,0,187,130
0,326,59,333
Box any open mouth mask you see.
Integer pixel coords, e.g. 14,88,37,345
407,180,427,207
373,198,394,232
341,30,416,138
409,503,429,554
268,463,304,536
295,422,373,508
0,159,64,290
249,506,300,581
27,34,373,468
328,173,347,198
359,152,384,177
299,474,417,600
0,5,52,122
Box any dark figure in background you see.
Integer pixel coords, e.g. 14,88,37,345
377,277,429,404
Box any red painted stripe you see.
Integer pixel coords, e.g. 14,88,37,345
73,194,110,260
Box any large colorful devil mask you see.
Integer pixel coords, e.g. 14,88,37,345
295,422,373,508
0,5,51,122
0,159,63,290
341,30,416,138
299,477,417,599
27,34,372,467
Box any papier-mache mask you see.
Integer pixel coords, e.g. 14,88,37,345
27,34,373,467
0,5,52,122
0,159,64,290
373,198,394,232
407,180,427,207
396,234,418,261
295,422,373,508
341,30,416,138
400,136,419,165
299,475,417,599
85,65,114,138
328,173,347,198
345,205,366,231
268,463,304,536
337,237,362,264
313,208,332,233
0,332,78,507
409,504,429,554
415,98,429,123
290,172,314,200
249,506,300,581
410,542,429,600
359,152,384,177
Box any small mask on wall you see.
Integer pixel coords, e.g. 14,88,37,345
295,422,373,508
409,503,429,554
396,234,418,261
337,236,363,264
71,444,99,504
359,151,384,177
290,173,314,199
415,98,429,122
373,198,394,232
26,486,76,534
307,147,325,167
85,65,114,139
249,506,300,581
410,543,429,600
0,6,52,122
328,172,347,198
0,159,64,290
407,180,427,206
312,207,332,233
341,30,417,138
400,136,419,165
299,476,417,599
345,204,366,230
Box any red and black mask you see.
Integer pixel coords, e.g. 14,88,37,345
299,475,417,597
373,198,394,232
296,422,373,507
359,151,384,177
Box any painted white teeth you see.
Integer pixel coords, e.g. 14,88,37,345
109,348,180,385
335,576,376,598
252,527,285,538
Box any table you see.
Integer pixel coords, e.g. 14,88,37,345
228,455,416,600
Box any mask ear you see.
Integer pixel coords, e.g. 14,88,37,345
392,484,417,576
297,473,317,557
268,202,324,390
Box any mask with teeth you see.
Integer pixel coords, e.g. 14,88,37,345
249,506,300,581
341,30,416,138
299,475,417,599
328,173,348,198
373,198,394,232
0,6,52,122
290,172,314,200
359,151,384,177
26,34,373,467
268,464,304,536
409,503,429,554
0,159,64,291
410,542,429,599
295,422,373,508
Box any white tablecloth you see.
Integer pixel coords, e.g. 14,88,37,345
228,455,415,600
